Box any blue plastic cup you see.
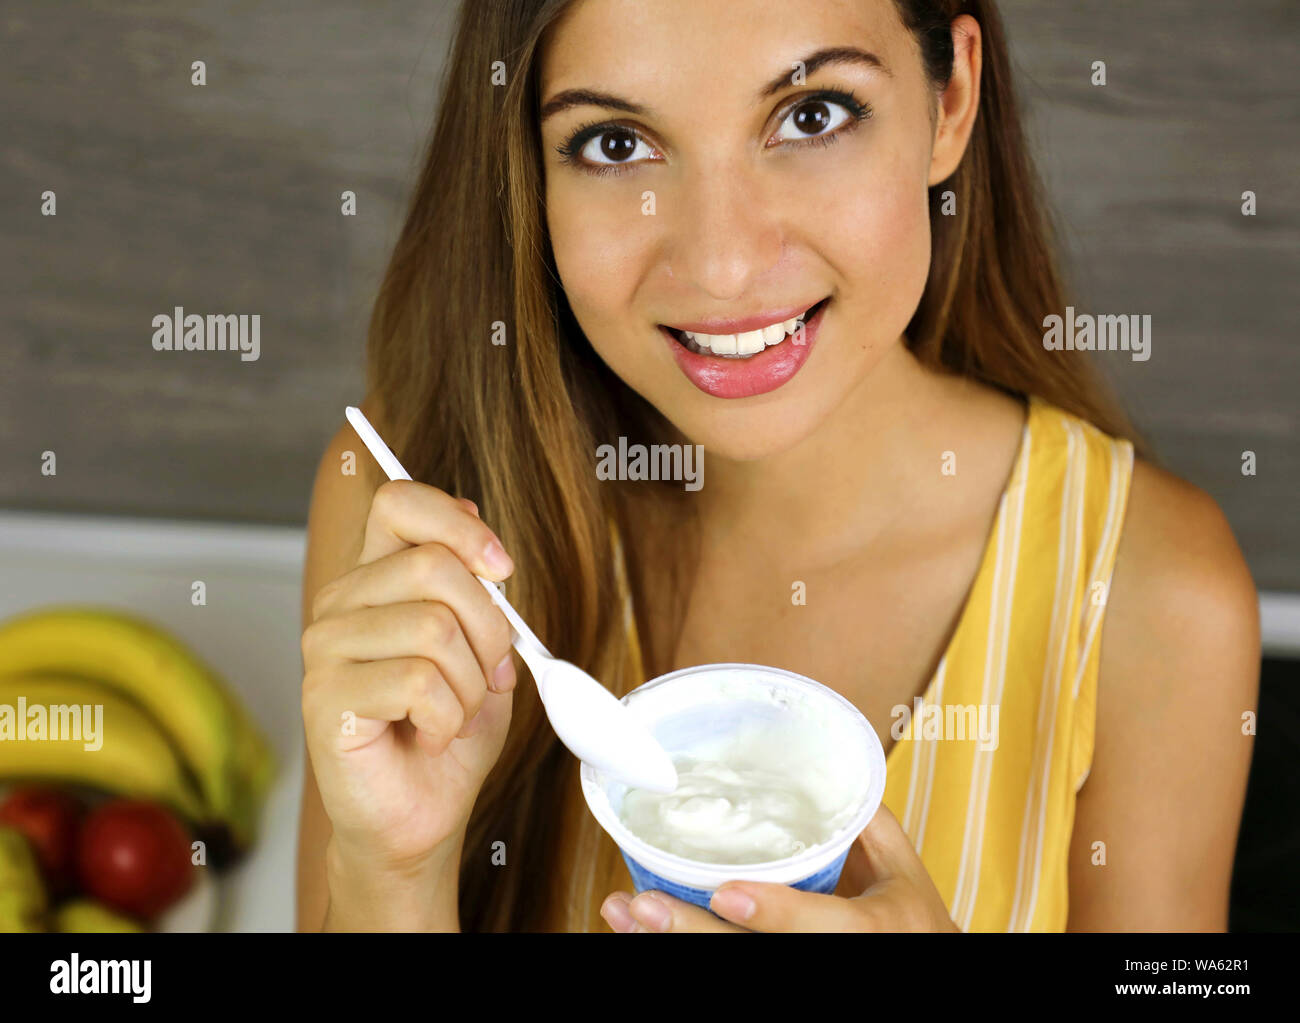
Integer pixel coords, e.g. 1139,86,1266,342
580,662,887,914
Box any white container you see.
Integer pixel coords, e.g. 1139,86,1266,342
580,662,887,910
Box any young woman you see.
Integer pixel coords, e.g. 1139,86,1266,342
296,0,1260,932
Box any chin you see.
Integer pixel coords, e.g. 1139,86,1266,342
656,390,830,464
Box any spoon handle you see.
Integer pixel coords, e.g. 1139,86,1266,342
475,575,552,662
344,406,552,667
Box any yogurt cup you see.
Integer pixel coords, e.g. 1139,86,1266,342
580,662,887,914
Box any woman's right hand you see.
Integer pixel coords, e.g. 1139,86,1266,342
300,479,518,886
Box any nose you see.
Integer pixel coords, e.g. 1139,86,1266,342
664,161,783,303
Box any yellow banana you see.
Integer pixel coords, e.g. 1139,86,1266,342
0,826,47,932
0,607,273,846
0,674,208,823
53,899,145,933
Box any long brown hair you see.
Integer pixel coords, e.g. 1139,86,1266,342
363,0,1151,932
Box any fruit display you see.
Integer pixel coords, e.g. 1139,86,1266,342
0,604,278,931
0,676,208,824
0,788,216,932
0,605,275,855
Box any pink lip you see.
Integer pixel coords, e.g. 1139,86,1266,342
663,302,820,336
661,299,828,399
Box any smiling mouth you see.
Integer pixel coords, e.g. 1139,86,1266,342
661,298,830,358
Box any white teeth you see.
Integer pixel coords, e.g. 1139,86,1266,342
673,304,820,358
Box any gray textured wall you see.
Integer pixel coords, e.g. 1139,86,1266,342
1,0,454,521
1,1,1296,587
1004,0,1298,590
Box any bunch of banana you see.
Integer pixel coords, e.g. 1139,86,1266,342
0,675,208,820
0,606,275,859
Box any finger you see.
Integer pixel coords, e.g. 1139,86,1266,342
708,882,867,932
833,828,874,897
608,891,748,933
857,802,925,885
305,601,491,723
311,542,514,686
854,807,960,931
418,683,512,752
358,479,512,579
303,657,467,753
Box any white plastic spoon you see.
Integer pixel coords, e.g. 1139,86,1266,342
345,406,678,794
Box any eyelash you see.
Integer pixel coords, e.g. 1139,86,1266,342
553,88,873,178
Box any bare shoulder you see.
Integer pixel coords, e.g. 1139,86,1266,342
1067,456,1261,930
301,394,389,629
1104,457,1260,660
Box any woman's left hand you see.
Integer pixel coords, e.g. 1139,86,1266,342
600,804,961,933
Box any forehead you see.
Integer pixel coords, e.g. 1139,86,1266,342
538,0,910,104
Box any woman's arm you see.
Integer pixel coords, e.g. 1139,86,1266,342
295,397,482,932
295,415,379,930
295,397,518,932
1067,459,1261,931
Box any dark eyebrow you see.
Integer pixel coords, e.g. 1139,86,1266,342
757,46,891,100
538,45,889,124
539,89,650,123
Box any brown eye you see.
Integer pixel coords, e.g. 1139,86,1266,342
597,128,637,161
770,95,862,146
792,101,833,135
579,126,655,167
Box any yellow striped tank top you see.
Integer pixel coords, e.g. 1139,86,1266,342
614,393,1135,932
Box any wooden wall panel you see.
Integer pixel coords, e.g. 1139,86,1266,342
1,1,1295,586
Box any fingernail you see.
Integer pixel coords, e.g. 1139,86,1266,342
630,893,672,932
601,895,635,933
482,539,514,577
710,886,755,921
492,654,515,692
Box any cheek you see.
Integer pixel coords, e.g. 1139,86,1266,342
814,139,932,341
545,177,655,360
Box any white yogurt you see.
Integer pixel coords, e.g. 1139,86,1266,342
616,704,865,865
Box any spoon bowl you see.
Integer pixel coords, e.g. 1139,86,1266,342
531,655,680,793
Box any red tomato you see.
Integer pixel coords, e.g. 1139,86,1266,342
76,800,195,919
0,786,85,894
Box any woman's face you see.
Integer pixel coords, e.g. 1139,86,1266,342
540,0,962,461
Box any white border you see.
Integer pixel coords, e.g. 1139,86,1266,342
1,510,1298,656
0,510,305,574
